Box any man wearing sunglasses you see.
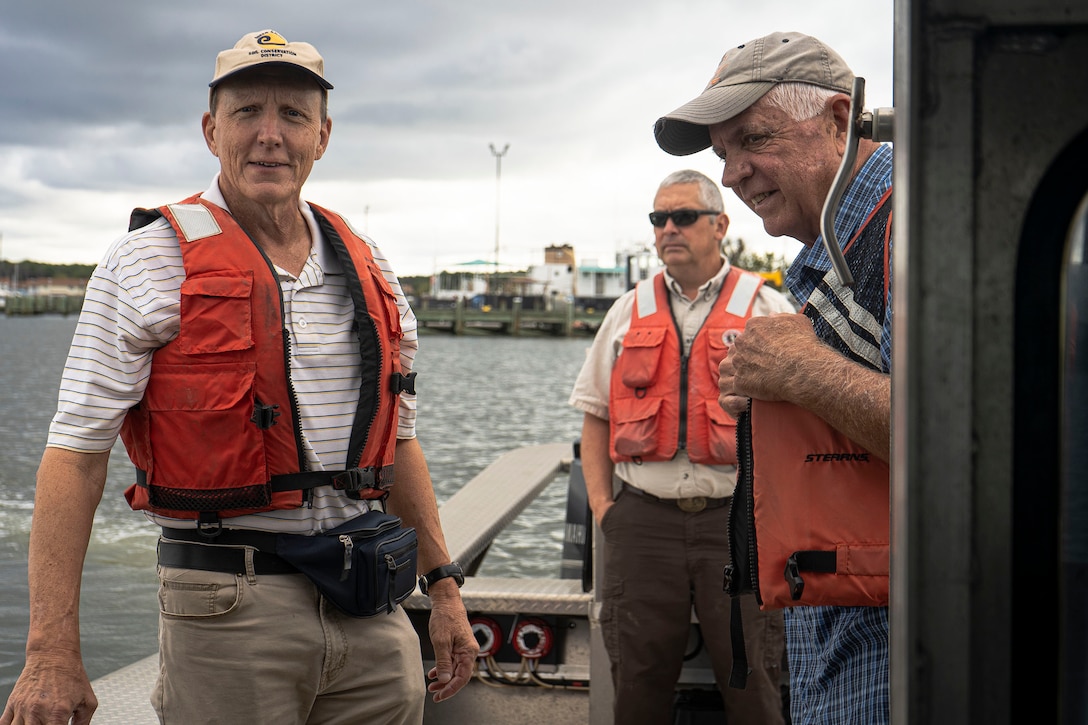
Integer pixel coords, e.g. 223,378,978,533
569,169,793,724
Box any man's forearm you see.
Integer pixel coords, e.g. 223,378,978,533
788,349,891,463
580,413,616,523
25,448,109,655
386,437,456,580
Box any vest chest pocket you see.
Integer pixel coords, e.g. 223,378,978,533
618,326,667,388
702,399,738,463
178,272,254,354
611,395,664,458
142,362,269,509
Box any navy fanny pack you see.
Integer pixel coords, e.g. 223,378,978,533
276,510,418,617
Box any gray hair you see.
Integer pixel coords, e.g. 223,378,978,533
657,169,723,212
760,82,839,122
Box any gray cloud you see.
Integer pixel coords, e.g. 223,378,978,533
0,0,895,271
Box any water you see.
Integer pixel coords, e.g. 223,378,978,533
0,315,590,704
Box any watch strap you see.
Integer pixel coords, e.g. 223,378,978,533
418,562,464,595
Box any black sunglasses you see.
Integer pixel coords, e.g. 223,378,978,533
648,209,720,228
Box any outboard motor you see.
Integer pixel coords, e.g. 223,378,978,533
560,439,593,592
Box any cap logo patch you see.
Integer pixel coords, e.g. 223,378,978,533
706,56,733,89
256,31,288,47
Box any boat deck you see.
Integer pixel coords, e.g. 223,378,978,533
91,442,594,723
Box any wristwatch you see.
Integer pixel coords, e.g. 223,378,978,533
418,562,465,595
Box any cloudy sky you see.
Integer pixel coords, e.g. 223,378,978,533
0,1,894,278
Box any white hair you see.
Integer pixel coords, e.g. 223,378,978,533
760,82,840,122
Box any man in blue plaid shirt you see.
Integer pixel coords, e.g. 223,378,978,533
654,32,893,724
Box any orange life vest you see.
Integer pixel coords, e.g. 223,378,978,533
725,190,893,610
120,196,408,524
609,267,764,465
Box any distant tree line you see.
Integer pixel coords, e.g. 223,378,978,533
0,244,789,292
0,263,472,298
723,237,790,277
0,260,97,281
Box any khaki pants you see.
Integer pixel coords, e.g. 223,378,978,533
599,489,786,725
154,559,426,725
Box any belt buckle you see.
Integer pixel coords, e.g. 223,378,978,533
677,496,707,513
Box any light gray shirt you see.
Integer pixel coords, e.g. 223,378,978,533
568,257,796,499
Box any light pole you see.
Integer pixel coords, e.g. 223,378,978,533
488,143,509,296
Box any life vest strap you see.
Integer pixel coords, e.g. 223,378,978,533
727,595,750,690
270,465,394,499
136,464,395,500
785,550,838,601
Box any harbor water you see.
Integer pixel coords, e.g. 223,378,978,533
0,314,590,704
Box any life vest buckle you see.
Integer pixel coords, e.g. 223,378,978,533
785,554,805,601
250,401,281,430
392,372,417,395
332,467,378,492
197,511,223,540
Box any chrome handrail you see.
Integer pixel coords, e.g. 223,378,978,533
819,77,896,288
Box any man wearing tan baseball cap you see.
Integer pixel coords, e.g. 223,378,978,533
2,30,476,725
654,31,894,725
209,29,334,89
655,31,854,156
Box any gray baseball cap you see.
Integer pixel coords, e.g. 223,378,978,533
654,31,854,156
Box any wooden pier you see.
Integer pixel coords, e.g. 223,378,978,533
3,295,608,337
415,298,605,336
3,294,84,316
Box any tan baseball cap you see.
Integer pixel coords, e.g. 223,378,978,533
210,29,333,89
654,31,853,156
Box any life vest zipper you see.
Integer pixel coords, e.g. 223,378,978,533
311,210,386,487
353,311,382,472
724,398,761,605
678,354,689,449
248,238,311,504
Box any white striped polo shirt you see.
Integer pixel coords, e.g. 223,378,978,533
47,178,420,533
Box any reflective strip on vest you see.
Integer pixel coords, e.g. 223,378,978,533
635,277,657,318
167,203,223,243
725,272,761,318
806,283,883,370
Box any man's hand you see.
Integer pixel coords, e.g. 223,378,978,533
717,352,750,419
719,313,821,412
424,586,477,702
1,650,97,725
720,311,893,461
579,413,616,528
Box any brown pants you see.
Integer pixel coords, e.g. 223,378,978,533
154,557,426,725
599,489,786,725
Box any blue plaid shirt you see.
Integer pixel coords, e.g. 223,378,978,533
787,143,894,372
783,143,893,725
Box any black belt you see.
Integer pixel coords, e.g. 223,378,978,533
161,526,281,550
157,538,298,575
620,482,730,513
